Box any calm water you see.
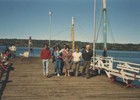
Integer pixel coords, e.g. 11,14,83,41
96,50,140,64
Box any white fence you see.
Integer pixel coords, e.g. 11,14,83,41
90,56,140,87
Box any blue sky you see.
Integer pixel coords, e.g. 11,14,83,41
0,0,140,44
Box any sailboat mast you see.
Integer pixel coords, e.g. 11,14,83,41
93,0,96,69
49,11,52,48
103,0,107,57
71,16,75,52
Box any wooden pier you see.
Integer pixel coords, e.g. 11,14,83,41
1,57,140,100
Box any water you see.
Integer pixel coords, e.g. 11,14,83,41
0,46,42,57
1,46,140,64
96,50,140,64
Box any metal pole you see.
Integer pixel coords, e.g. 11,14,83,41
49,11,52,48
103,0,107,57
93,0,96,69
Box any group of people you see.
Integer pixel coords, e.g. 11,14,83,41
40,43,93,79
0,44,16,74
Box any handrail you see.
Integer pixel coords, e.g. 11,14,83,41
113,59,140,66
92,56,140,66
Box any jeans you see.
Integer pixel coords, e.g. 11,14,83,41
54,59,62,74
42,59,49,76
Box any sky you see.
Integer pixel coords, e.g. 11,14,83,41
0,0,140,44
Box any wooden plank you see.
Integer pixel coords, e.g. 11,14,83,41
1,57,140,100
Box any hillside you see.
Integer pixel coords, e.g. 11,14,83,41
0,39,140,51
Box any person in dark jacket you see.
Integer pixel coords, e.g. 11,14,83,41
82,45,93,79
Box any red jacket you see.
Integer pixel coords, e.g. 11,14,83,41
40,49,51,59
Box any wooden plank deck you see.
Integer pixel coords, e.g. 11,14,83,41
1,57,140,100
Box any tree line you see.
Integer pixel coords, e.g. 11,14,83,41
0,39,140,51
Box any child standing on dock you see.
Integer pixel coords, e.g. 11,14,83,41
40,43,51,78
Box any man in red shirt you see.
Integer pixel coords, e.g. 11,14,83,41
40,43,51,78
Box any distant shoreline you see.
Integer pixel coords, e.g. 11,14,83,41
0,39,140,51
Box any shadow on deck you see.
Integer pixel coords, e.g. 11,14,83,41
0,64,14,99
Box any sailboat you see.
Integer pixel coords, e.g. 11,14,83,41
90,0,140,88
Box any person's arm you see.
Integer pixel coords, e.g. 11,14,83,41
58,52,62,58
69,52,73,61
90,50,93,57
54,51,59,58
62,51,65,60
59,49,64,53
72,52,74,57
82,50,85,59
79,52,82,58
48,50,51,59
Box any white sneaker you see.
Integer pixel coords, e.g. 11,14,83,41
57,73,60,76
